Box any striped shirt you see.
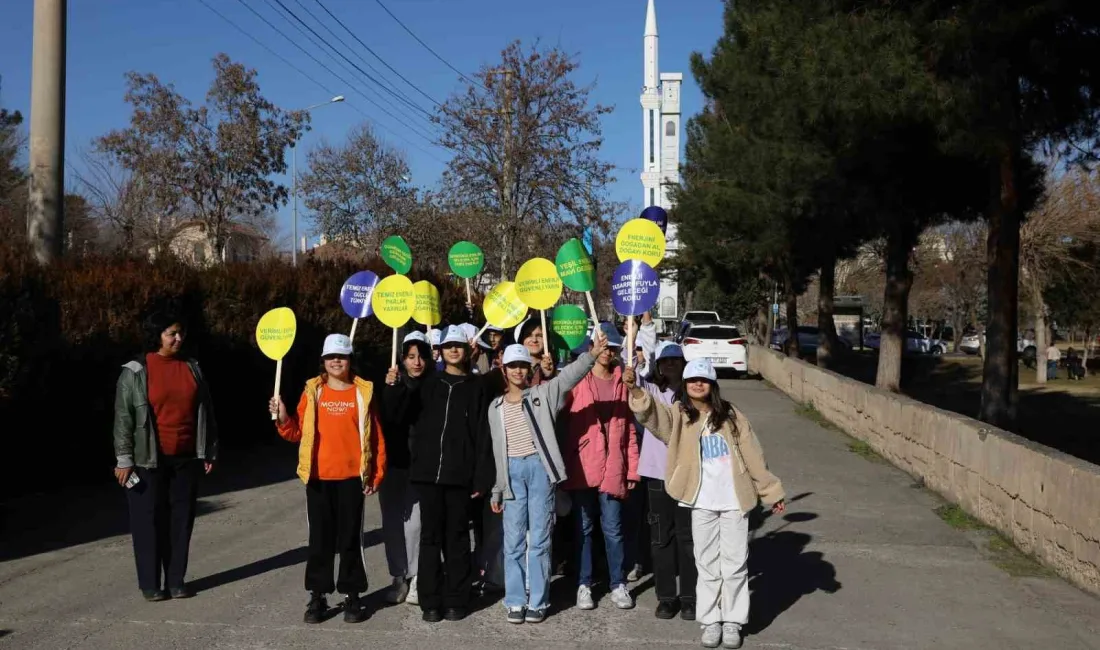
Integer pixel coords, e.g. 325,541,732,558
503,400,537,458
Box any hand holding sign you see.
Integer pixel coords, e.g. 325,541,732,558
256,307,297,420
516,258,563,358
341,270,380,340
372,274,415,366
448,241,485,304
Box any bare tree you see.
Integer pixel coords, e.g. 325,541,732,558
96,54,306,260
298,123,415,249
435,40,623,279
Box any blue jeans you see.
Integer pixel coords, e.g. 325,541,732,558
573,488,626,589
502,455,555,610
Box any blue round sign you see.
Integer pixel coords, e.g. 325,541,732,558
640,205,668,234
611,260,660,316
340,271,381,319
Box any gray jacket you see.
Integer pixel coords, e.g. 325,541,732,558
489,352,597,505
113,357,219,469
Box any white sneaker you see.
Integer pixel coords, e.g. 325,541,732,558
701,623,722,648
576,584,595,610
385,576,409,604
406,576,419,606
722,623,743,649
609,584,635,610
627,563,644,582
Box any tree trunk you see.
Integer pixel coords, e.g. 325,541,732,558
979,148,1021,429
784,282,800,358
1084,326,1092,368
875,224,916,392
816,254,840,369
1032,281,1048,384
952,309,963,353
761,301,773,348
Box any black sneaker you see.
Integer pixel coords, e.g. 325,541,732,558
304,593,327,624
142,589,169,602
169,585,195,599
680,601,696,621
506,607,525,624
443,607,467,621
524,608,546,624
343,593,367,623
655,600,678,619
421,608,443,623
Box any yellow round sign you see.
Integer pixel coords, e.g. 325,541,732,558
483,281,528,329
615,218,667,267
371,274,415,328
412,280,442,326
256,307,297,361
515,257,563,310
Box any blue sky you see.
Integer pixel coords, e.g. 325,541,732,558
1,0,725,244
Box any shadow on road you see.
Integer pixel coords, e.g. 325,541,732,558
191,546,308,593
744,508,841,636
0,443,299,562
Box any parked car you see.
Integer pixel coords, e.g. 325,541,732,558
681,323,748,376
770,325,851,355
961,332,982,355
864,329,946,354
677,310,722,341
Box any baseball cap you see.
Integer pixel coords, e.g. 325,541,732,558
655,341,684,360
429,328,442,347
440,325,467,346
459,322,478,341
502,344,533,366
403,331,428,345
598,321,623,348
683,358,717,381
322,333,353,357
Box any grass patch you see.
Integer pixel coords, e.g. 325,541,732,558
793,402,888,462
987,535,1054,577
793,402,837,431
848,439,885,462
934,504,984,530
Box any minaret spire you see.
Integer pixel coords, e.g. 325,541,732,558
643,0,658,91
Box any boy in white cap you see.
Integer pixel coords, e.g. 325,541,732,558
488,329,609,624
269,334,386,625
625,359,785,649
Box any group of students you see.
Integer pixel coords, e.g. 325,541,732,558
113,305,783,650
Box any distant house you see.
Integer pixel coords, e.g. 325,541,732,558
155,220,267,266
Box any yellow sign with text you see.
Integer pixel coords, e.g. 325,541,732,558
483,281,528,329
412,280,442,326
615,218,666,267
515,258,563,310
256,307,297,360
371,274,415,328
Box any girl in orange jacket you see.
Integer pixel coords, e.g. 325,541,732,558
269,334,386,626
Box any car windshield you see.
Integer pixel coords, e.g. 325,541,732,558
685,312,719,322
688,326,740,339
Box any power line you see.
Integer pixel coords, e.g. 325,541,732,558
371,0,482,88
200,0,445,158
311,0,443,107
267,0,435,119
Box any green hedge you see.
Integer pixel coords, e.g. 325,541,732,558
0,245,471,494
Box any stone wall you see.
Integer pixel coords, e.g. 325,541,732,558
749,344,1100,596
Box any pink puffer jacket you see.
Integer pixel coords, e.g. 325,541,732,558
561,366,640,499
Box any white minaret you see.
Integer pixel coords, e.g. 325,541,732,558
640,0,682,320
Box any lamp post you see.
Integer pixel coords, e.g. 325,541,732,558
292,95,344,266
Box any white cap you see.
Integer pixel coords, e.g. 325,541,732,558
322,333,353,357
403,331,428,345
502,343,533,366
683,358,717,381
460,323,478,341
655,341,684,360
485,324,503,333
440,325,467,346
429,328,442,346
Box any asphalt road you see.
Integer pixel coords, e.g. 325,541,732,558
1,378,1098,649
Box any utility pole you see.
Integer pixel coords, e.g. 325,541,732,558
27,0,67,263
484,67,514,279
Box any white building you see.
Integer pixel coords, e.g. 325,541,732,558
640,0,682,322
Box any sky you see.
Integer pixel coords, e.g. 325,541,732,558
1,0,726,247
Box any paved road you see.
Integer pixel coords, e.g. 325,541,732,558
2,379,1099,649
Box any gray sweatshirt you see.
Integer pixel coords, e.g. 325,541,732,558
489,351,597,505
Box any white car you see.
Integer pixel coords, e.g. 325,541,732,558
961,332,981,355
681,324,748,376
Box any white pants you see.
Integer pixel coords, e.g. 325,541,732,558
378,468,421,579
691,508,750,626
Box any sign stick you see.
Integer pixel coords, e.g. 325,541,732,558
585,291,598,324
625,316,636,368
474,321,491,341
391,328,398,368
349,318,359,340
540,309,550,358
272,359,283,420
465,278,472,305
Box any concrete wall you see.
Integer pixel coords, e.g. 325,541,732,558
748,344,1100,596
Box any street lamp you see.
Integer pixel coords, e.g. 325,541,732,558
292,95,345,266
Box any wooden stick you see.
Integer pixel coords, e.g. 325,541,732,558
349,318,359,340
474,321,491,341
540,309,550,358
625,316,636,368
465,277,472,305
391,328,398,367
271,358,283,420
585,291,598,325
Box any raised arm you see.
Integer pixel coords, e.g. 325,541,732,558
623,365,676,443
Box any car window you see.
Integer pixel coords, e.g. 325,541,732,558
687,326,740,339
685,312,719,322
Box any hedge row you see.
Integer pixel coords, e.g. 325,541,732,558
0,245,471,494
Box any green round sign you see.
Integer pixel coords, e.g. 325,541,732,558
556,238,596,292
551,304,590,350
448,241,485,279
381,235,413,274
